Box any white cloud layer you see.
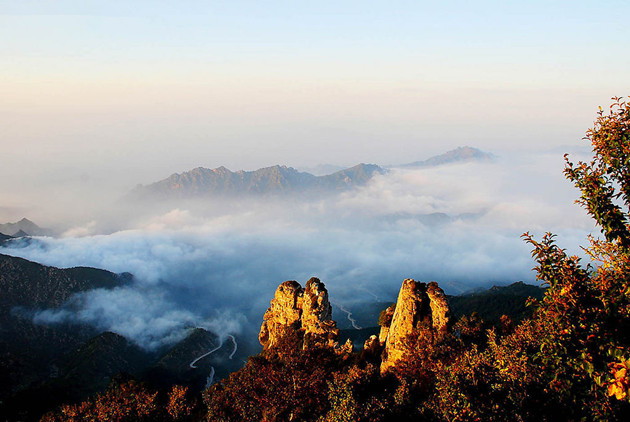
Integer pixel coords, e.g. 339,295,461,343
1,151,597,350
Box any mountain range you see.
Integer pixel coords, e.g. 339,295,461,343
0,254,243,421
0,253,131,419
130,163,385,200
0,218,52,237
129,146,492,201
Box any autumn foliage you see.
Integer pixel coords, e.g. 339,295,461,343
40,381,196,422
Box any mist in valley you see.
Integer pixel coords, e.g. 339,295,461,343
0,149,596,351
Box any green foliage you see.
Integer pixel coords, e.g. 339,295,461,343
453,312,486,346
516,97,630,418
448,281,546,324
565,97,630,247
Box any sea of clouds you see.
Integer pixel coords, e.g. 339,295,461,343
1,151,597,350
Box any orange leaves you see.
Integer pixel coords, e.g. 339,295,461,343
167,385,193,420
607,361,630,401
41,381,163,422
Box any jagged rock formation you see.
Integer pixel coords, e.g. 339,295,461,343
426,282,451,332
259,278,350,353
259,280,303,350
379,279,451,373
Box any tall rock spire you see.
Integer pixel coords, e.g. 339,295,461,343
259,278,350,353
380,279,451,373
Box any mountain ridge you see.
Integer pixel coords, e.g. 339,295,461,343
128,146,493,201
0,254,242,420
0,218,52,237
399,146,494,168
130,163,385,200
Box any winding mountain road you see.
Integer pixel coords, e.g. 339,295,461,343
333,302,362,330
227,334,237,359
190,333,239,387
189,342,223,369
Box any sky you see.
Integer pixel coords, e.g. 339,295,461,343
1,1,628,211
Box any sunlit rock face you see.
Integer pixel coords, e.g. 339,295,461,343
259,277,349,352
378,304,396,345
380,279,451,373
426,282,451,332
259,280,303,350
301,278,333,336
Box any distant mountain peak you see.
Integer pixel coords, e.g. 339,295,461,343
399,146,494,168
0,218,51,237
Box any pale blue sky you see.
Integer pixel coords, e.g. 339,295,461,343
0,1,628,202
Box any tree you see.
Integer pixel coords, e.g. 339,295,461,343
565,97,630,248
522,97,630,419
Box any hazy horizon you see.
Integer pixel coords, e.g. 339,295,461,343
2,1,628,224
